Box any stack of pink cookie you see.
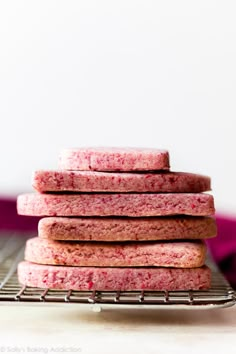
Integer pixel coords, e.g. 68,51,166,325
17,147,216,291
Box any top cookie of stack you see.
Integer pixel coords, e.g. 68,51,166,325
58,147,170,172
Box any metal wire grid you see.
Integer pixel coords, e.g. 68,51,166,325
0,233,235,309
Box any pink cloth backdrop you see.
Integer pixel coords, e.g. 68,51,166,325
0,198,235,288
207,215,236,289
0,197,39,232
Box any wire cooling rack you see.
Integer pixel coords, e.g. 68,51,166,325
0,232,235,310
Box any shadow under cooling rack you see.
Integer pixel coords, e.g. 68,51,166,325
0,232,235,310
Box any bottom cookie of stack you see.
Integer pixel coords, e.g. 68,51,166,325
18,261,211,291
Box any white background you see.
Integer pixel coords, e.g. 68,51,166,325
0,1,235,214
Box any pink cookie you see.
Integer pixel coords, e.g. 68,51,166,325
39,216,217,241
25,237,206,268
32,170,211,193
18,261,211,291
17,193,215,217
58,147,170,171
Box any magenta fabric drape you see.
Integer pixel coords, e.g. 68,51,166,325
0,197,39,232
207,215,236,288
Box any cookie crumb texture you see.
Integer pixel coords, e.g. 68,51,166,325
18,261,211,291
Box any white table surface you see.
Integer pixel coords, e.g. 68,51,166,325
0,304,235,354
